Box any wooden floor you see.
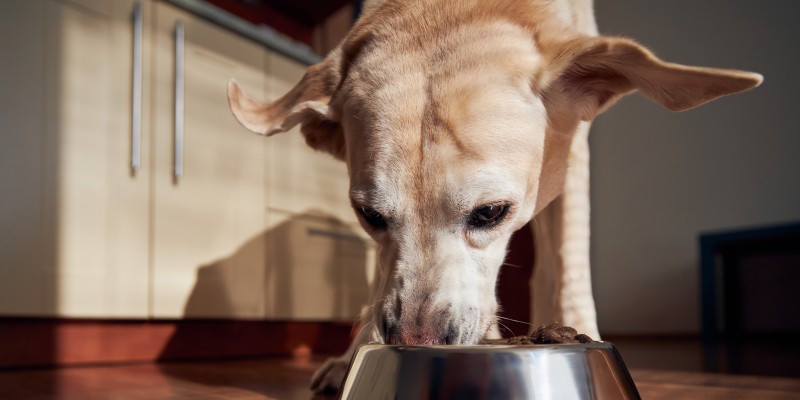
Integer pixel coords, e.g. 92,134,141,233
632,370,800,400
2,341,800,399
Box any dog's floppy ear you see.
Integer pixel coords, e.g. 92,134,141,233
542,36,763,121
228,51,346,160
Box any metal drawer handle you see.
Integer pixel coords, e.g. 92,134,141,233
174,20,185,182
307,228,364,243
131,1,143,175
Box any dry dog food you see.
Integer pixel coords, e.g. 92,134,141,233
506,322,594,345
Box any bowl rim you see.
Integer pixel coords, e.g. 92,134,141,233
355,340,617,351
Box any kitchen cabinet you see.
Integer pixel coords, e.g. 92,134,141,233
264,212,371,320
149,2,269,318
0,0,151,317
0,0,369,321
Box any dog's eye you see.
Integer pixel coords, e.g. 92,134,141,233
359,206,388,229
468,204,510,229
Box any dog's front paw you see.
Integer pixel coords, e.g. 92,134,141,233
310,356,351,395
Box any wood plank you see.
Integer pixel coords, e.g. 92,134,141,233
632,369,800,393
633,369,800,400
637,382,800,400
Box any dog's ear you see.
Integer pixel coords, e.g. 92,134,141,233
228,51,346,160
541,36,763,121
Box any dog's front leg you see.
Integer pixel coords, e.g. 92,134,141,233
530,121,600,339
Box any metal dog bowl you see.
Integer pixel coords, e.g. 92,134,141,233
338,342,640,400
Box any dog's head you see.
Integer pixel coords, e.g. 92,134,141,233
229,1,761,345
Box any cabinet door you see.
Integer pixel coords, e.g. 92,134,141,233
264,212,372,320
0,0,152,317
268,53,358,226
150,3,269,318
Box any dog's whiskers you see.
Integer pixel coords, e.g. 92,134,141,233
353,307,373,330
354,299,389,343
362,298,389,342
496,315,532,326
495,320,516,337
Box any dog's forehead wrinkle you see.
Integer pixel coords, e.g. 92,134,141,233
343,20,542,128
451,167,524,203
341,17,550,220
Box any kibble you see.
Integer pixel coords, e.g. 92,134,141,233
506,322,594,345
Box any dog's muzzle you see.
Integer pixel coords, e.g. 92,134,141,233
380,295,488,345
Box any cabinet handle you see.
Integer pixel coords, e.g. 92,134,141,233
174,20,185,181
131,1,143,174
307,228,364,243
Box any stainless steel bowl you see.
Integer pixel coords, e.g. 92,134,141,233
338,342,640,400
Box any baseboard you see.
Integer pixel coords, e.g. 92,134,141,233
0,318,355,369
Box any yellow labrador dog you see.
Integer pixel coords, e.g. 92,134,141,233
228,0,761,393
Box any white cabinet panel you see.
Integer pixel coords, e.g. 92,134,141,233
150,3,268,318
264,212,372,320
43,0,152,317
0,0,151,317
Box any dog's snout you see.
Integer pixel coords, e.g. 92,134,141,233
382,298,452,345
386,323,449,345
381,297,486,345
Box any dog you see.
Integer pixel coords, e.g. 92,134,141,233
228,0,761,393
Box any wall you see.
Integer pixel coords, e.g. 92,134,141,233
590,1,800,334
